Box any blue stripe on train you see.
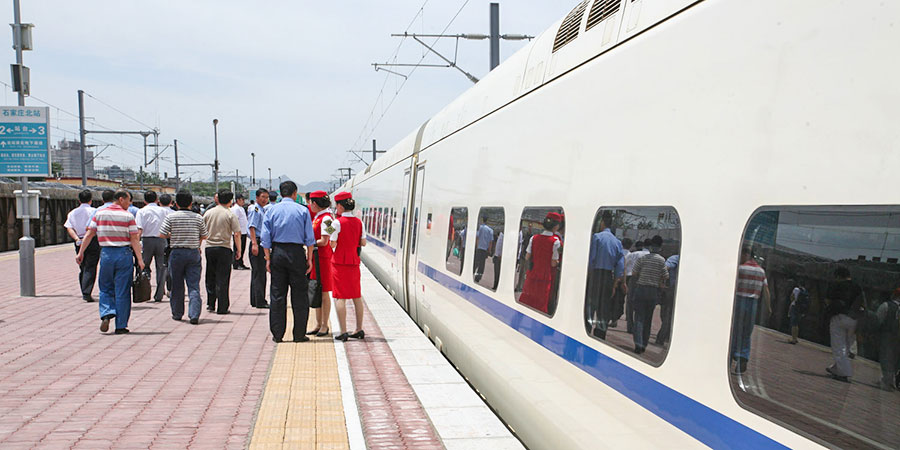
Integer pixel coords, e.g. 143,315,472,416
417,262,787,450
367,236,397,256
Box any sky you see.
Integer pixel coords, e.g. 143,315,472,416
3,0,575,186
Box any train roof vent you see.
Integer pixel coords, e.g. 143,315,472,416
586,0,620,31
553,0,589,53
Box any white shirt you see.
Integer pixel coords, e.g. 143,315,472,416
494,232,504,257
476,224,493,251
526,230,561,262
231,204,249,235
625,249,649,276
64,203,96,239
135,203,171,238
329,211,351,242
315,209,336,238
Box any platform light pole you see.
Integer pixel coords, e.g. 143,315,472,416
268,167,272,190
212,119,219,192
12,0,34,296
251,152,256,185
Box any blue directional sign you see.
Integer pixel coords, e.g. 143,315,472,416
0,106,50,177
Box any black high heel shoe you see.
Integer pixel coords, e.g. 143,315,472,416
335,333,349,342
349,330,365,339
316,327,330,337
306,328,320,335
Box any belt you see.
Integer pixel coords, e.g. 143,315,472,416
273,242,304,248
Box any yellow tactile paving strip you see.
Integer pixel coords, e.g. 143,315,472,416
249,309,350,450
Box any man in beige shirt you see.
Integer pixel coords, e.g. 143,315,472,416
203,189,242,314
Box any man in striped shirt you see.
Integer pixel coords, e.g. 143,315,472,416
160,190,209,324
630,235,668,354
730,246,771,374
77,190,145,334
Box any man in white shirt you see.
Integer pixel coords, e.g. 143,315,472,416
474,217,493,283
135,191,171,302
231,194,250,270
492,231,504,290
65,189,99,302
624,239,649,333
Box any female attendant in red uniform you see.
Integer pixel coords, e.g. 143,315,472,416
330,192,367,341
306,191,335,337
518,213,562,314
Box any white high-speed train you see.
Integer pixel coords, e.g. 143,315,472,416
337,1,900,448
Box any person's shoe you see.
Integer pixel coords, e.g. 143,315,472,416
83,295,95,302
849,352,856,359
306,328,320,335
217,310,230,315
830,374,850,383
609,320,618,328
154,299,162,302
272,337,283,343
293,336,310,343
172,317,182,321
114,328,130,335
335,333,349,342
257,303,270,309
316,328,331,337
189,318,199,325
737,358,748,374
788,339,798,345
207,306,214,312
349,330,365,339
100,317,110,333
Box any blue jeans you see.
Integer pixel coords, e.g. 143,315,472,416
169,248,203,320
98,246,133,330
730,296,758,361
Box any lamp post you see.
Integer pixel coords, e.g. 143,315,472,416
268,168,272,190
212,118,219,192
251,152,256,185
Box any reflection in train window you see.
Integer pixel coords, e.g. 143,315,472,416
515,207,565,316
411,207,420,254
445,208,468,276
474,208,504,291
730,206,900,449
400,207,407,249
383,208,389,240
389,209,395,243
583,207,680,366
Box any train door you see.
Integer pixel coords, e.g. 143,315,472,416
405,164,426,323
397,168,412,311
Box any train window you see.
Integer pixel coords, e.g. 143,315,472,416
400,207,407,249
583,207,681,366
383,208,389,240
515,207,565,316
445,207,468,276
730,206,900,449
389,209,394,242
411,207,420,254
474,208,504,291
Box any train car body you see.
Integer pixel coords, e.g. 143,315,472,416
341,1,900,448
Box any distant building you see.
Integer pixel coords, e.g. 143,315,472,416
50,139,94,179
96,165,137,182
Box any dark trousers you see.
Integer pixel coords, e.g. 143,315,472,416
269,243,309,340
75,239,100,297
656,289,674,344
249,237,267,306
586,269,614,339
632,285,660,350
205,246,233,313
474,249,489,281
625,277,636,333
492,256,501,290
233,234,248,268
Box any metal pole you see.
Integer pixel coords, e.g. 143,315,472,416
14,0,34,296
490,3,500,70
174,139,180,191
268,168,271,190
139,167,144,191
251,152,255,185
78,90,87,186
212,119,219,192
372,139,377,162
153,130,159,178
236,169,239,192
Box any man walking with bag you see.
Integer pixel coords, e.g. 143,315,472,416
136,190,171,302
77,190,145,334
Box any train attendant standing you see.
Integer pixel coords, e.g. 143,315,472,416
247,189,270,309
306,191,335,337
518,212,562,314
260,181,315,343
330,192,367,342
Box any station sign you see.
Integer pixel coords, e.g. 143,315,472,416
0,106,50,177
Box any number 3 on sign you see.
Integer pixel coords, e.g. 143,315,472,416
37,126,45,135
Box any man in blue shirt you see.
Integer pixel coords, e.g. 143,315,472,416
586,210,625,339
261,181,315,343
247,188,270,309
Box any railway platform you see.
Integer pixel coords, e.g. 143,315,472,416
0,244,522,450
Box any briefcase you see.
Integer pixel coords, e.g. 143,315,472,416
308,249,322,309
133,266,152,303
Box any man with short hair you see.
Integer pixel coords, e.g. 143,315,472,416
135,190,170,302
825,267,864,382
77,190,145,334
160,190,209,324
474,216,493,283
631,235,669,354
265,190,279,212
65,189,99,302
248,188,270,308
231,193,250,270
203,189,242,314
586,210,625,340
159,193,175,294
730,246,771,374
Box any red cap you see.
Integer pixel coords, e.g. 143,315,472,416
334,191,352,201
309,190,327,199
546,212,563,222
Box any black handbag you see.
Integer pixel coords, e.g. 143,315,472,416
308,248,323,308
133,265,152,303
